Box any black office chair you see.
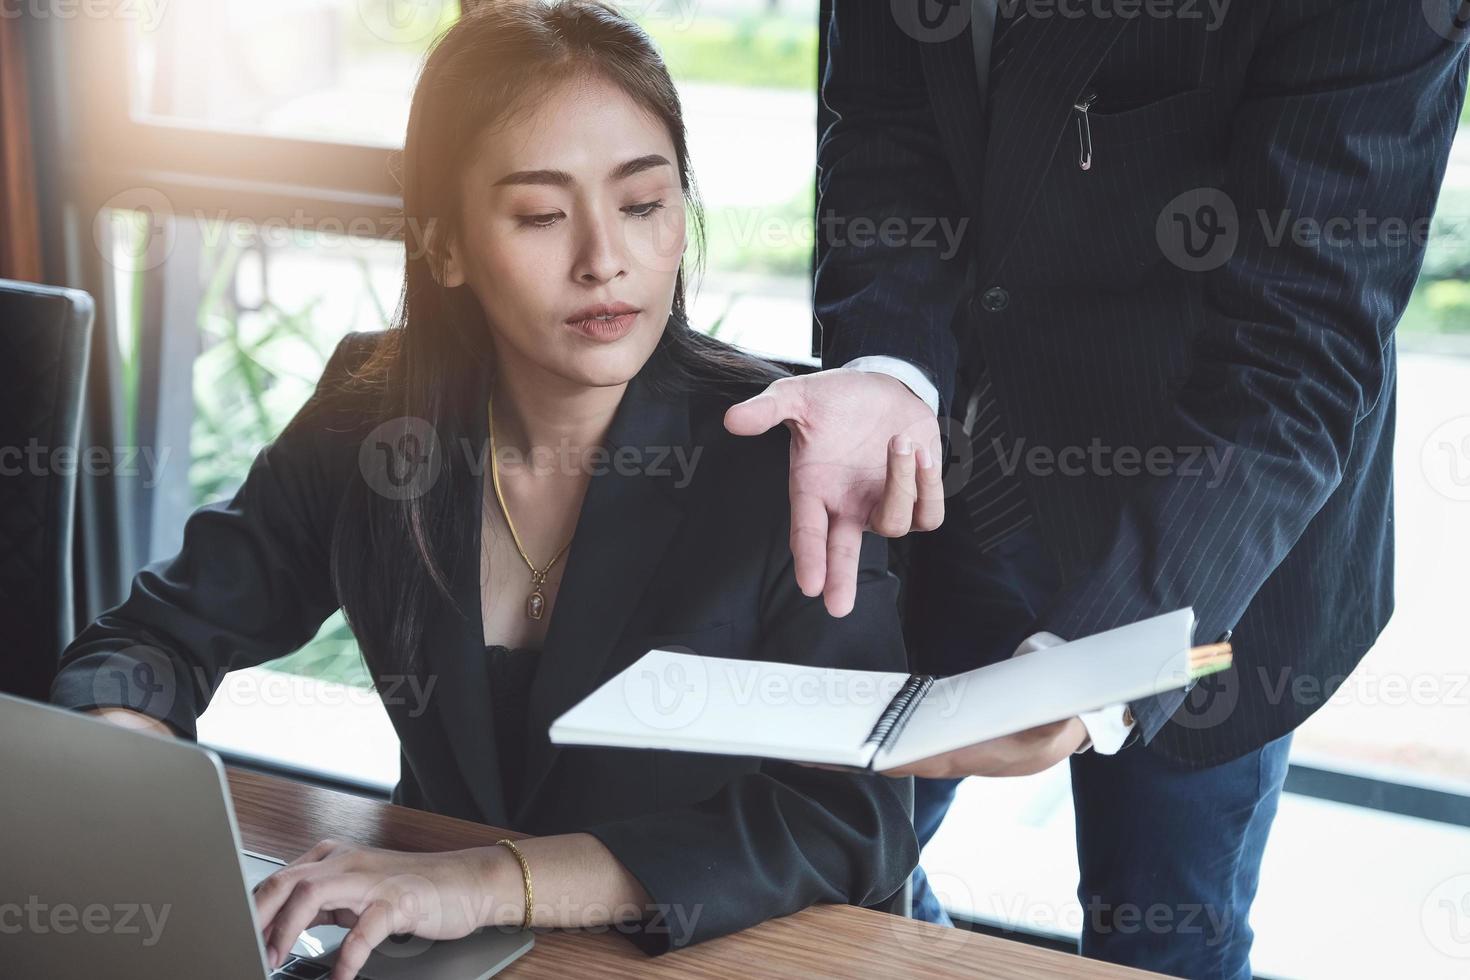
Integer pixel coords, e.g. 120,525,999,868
0,279,95,701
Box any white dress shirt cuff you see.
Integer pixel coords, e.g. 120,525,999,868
843,356,940,415
1011,631,1135,756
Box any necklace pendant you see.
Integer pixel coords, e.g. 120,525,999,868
526,589,546,621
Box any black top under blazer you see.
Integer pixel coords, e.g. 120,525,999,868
51,331,919,954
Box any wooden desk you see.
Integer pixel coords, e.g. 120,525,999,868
228,767,1164,980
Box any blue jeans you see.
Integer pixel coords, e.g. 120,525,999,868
904,521,1292,980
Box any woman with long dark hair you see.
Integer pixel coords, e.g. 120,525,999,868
52,0,927,970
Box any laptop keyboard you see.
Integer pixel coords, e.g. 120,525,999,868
270,956,333,979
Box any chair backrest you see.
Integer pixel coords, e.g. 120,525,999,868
0,279,94,700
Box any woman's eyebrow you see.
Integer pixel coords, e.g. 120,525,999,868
492,153,673,188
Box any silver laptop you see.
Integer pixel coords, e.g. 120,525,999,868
0,692,533,979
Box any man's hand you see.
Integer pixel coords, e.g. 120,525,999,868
879,717,1090,779
724,369,944,617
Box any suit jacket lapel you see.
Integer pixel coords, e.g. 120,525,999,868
921,9,1136,269
512,356,693,826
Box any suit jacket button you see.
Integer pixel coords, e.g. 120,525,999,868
980,286,1010,313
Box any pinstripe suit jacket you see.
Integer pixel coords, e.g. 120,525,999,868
815,0,1469,766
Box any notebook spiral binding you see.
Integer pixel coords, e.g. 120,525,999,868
862,674,935,759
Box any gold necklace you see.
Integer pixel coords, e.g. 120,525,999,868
487,394,573,621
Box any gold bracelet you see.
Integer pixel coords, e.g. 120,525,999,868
495,838,533,930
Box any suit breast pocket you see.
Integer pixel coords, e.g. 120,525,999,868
1028,86,1225,286
1085,87,1219,148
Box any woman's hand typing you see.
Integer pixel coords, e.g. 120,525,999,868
252,833,652,979
251,839,517,978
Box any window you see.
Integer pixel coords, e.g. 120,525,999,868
627,0,820,362
128,0,458,147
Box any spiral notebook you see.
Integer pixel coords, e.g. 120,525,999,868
549,608,1231,771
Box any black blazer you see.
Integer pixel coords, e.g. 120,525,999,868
51,331,918,953
816,1,1469,766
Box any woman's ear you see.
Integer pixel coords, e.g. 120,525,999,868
442,238,467,288
425,218,466,288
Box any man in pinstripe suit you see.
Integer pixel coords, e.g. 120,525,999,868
725,1,1470,976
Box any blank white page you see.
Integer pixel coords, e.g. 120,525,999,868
550,648,911,768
